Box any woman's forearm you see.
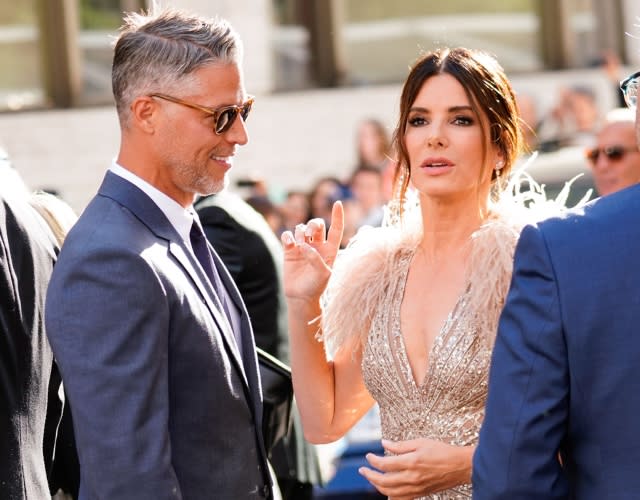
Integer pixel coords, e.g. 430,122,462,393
287,295,373,443
287,296,338,443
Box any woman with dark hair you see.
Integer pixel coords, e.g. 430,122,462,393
307,176,346,227
282,47,526,498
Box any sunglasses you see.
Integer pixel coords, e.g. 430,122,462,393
150,93,254,135
620,71,639,108
585,145,638,164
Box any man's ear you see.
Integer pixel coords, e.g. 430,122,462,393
130,96,157,134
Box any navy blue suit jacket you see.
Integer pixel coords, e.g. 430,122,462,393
46,172,272,499
473,184,640,499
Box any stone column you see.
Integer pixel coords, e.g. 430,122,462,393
298,0,347,87
621,0,640,65
592,1,625,57
37,0,83,107
537,0,576,69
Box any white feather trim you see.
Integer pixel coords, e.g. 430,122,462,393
319,155,590,356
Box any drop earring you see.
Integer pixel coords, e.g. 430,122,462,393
495,160,504,179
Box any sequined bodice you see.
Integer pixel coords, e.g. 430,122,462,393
362,249,493,499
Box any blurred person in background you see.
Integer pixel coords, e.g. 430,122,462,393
245,194,285,235
280,190,311,232
585,107,640,196
339,197,364,249
0,151,61,500
45,7,275,499
28,190,80,500
236,175,270,198
281,47,526,498
516,92,540,152
538,85,601,150
473,66,640,500
355,118,396,202
593,49,628,108
308,176,346,227
355,118,391,170
348,165,385,228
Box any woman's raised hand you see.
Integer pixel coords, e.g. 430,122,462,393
281,201,344,304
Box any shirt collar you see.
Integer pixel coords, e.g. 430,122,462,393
109,161,194,246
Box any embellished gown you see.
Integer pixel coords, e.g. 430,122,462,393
321,216,521,500
362,248,490,499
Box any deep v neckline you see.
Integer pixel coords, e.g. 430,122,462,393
393,248,468,391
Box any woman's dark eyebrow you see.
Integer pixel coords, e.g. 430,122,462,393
449,105,473,113
409,105,474,113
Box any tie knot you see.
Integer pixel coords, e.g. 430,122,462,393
190,218,203,236
189,219,208,258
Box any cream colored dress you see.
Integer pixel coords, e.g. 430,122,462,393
317,175,583,499
320,215,521,500
362,247,491,499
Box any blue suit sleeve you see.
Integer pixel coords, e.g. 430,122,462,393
472,224,569,499
46,246,181,499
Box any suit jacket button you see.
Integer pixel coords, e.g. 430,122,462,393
262,485,270,498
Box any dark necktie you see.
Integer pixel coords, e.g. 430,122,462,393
189,220,233,322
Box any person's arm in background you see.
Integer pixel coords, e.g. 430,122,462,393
0,188,58,499
28,190,81,498
472,224,569,499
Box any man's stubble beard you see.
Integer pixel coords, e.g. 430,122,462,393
174,157,229,198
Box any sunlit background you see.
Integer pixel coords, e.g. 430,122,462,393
2,2,639,493
2,0,639,107
0,0,638,213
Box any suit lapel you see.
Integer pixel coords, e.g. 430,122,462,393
209,247,262,407
98,171,248,388
168,241,247,385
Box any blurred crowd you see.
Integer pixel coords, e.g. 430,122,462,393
237,117,395,248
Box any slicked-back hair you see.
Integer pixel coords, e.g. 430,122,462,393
391,47,522,210
112,7,242,127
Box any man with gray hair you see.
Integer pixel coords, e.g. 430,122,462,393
46,7,272,499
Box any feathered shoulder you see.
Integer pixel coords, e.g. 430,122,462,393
318,163,592,356
319,215,420,358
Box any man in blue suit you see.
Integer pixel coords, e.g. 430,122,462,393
472,69,640,499
46,7,272,499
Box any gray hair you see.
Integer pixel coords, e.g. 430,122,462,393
112,6,243,127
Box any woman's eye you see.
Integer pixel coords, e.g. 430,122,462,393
452,116,473,126
408,116,426,127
